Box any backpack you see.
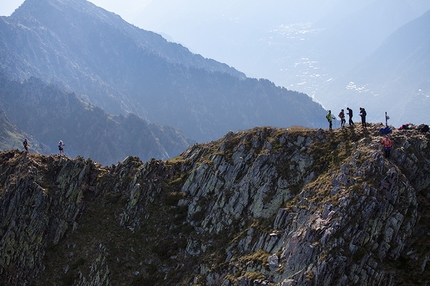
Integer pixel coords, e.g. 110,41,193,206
419,124,429,133
379,127,392,134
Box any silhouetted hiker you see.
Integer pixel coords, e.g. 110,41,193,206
359,107,367,128
58,140,66,155
23,138,29,152
347,107,354,126
338,109,346,128
326,110,334,131
381,135,392,158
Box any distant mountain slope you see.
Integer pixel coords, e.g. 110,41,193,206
0,109,25,151
0,73,193,165
0,109,49,153
314,0,430,73
351,9,430,87
134,0,430,97
316,9,430,126
9,0,244,78
0,0,328,142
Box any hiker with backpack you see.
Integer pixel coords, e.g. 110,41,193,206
359,107,367,128
326,110,334,131
338,109,346,128
58,140,66,155
347,107,354,126
23,138,29,152
381,135,392,158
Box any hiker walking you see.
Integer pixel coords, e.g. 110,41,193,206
381,135,392,158
58,140,66,155
347,107,354,126
359,107,367,128
326,110,334,131
338,109,346,128
23,138,29,152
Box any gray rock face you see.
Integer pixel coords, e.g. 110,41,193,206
0,124,429,285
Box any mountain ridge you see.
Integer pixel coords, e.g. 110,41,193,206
1,124,429,285
11,0,244,78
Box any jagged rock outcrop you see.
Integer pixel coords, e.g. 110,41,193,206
0,124,429,285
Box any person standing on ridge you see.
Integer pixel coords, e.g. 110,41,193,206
58,140,66,155
359,107,367,128
23,138,29,152
326,110,334,131
381,135,392,158
347,107,354,126
338,109,346,128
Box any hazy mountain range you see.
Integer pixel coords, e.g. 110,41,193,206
0,72,193,165
318,9,430,125
135,0,430,79
1,0,428,165
0,0,328,146
135,0,430,126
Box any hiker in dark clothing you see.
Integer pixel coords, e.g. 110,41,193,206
347,107,354,126
338,109,346,128
359,107,367,128
326,110,334,131
23,139,29,152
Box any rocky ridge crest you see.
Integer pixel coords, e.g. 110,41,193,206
0,124,429,285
